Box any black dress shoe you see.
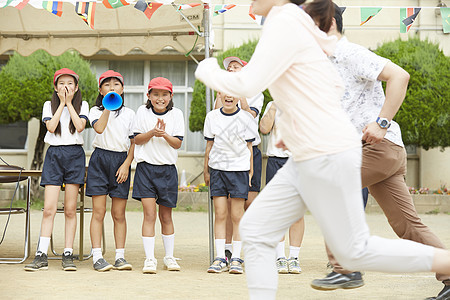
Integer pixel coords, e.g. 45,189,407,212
425,284,450,300
311,271,364,290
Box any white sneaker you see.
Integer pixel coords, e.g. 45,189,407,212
287,257,302,274
276,257,289,274
142,258,157,274
163,256,181,271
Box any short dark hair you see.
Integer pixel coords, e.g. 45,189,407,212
289,0,307,5
303,0,334,33
334,3,344,34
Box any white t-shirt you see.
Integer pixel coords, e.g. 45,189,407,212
262,102,290,158
195,4,361,162
213,93,264,146
330,37,404,147
89,106,135,152
42,101,89,146
204,107,257,171
133,105,185,165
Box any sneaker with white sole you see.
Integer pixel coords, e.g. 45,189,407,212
287,257,302,274
229,257,244,274
142,258,157,274
207,257,228,273
276,257,289,274
163,256,181,271
93,258,113,272
62,252,77,271
114,258,132,270
24,252,48,271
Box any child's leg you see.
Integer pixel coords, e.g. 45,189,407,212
230,197,245,258
159,205,174,257
39,185,61,254
245,191,258,210
225,197,233,255
142,198,157,259
90,195,107,249
63,184,79,251
111,198,127,250
213,196,228,258
288,217,305,257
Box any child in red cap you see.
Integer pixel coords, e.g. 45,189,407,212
86,70,135,272
132,77,185,274
25,68,89,272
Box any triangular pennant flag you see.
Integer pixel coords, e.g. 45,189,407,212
134,0,163,20
177,3,201,10
1,0,14,7
102,0,129,9
340,6,346,14
213,4,235,16
42,1,63,17
15,0,28,10
400,8,421,33
360,7,381,25
441,7,450,33
75,2,96,29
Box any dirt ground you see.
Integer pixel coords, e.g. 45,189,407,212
0,210,449,300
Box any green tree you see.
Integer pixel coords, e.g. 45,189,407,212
189,40,273,132
375,38,450,149
0,50,97,196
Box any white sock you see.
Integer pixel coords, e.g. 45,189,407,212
115,248,125,261
63,248,73,256
142,236,155,260
215,239,226,258
231,241,242,259
276,241,286,259
162,233,175,258
92,248,102,263
289,246,301,259
37,236,50,255
225,243,232,252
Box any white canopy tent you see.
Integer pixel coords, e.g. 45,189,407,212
0,0,207,56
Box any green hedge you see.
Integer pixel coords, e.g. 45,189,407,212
375,38,450,149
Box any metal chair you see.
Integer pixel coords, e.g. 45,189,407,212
0,165,31,264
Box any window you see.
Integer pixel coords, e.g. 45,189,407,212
0,121,28,149
85,59,205,153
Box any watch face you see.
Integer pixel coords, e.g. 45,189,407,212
381,120,388,127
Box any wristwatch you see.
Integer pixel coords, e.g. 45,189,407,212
376,117,391,129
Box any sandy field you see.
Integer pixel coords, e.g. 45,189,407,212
0,210,449,300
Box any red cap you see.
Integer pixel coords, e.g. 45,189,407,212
147,77,173,93
53,68,79,85
223,56,248,69
99,70,124,86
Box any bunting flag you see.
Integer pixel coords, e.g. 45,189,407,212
177,3,201,10
134,0,163,20
42,1,63,16
360,7,382,25
441,7,450,33
1,0,28,9
340,6,346,14
103,0,129,9
213,4,235,16
400,8,421,33
75,1,96,29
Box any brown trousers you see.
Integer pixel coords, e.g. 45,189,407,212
327,139,449,283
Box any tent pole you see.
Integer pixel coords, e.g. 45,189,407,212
203,2,214,265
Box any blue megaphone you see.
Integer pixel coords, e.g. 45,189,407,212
102,91,123,111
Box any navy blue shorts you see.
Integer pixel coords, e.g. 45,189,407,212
250,146,262,192
266,156,288,184
210,168,249,200
132,162,178,208
40,145,85,187
86,148,131,199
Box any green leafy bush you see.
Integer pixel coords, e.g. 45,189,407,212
375,38,450,149
189,40,273,132
0,50,97,124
